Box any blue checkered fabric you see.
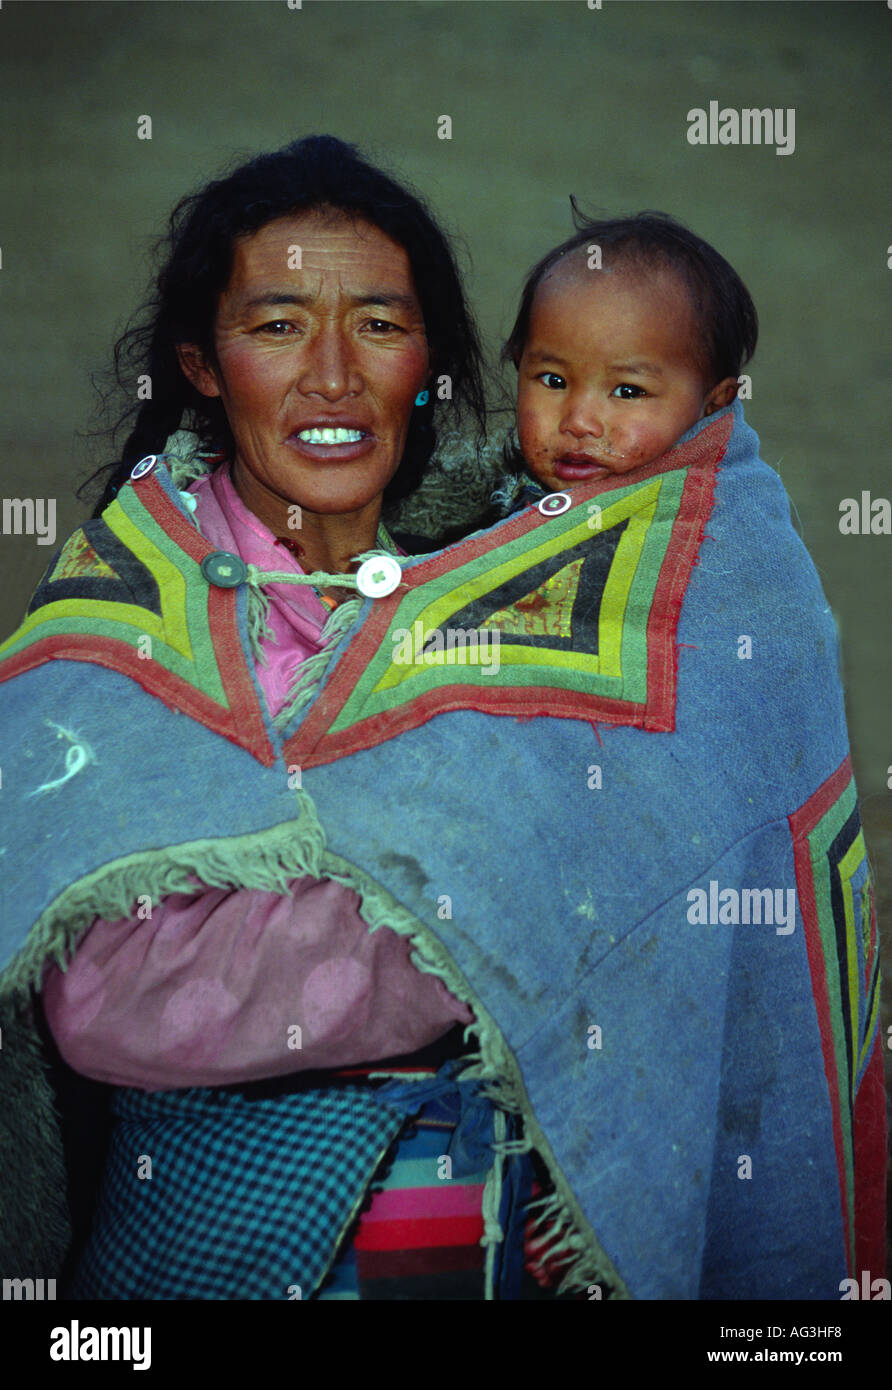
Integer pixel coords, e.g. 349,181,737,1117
67,1082,408,1300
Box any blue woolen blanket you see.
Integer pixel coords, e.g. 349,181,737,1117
0,400,884,1298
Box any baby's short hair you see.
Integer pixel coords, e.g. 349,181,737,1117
503,206,758,386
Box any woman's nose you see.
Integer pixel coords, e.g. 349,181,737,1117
298,324,359,400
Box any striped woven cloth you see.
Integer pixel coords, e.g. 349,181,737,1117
63,1044,565,1300
316,1066,563,1301
317,1077,490,1299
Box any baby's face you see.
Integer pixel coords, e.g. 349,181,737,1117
516,258,722,492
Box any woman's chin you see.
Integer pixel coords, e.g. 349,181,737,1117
235,450,398,520
285,463,393,508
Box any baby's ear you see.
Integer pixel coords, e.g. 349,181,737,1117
703,377,739,416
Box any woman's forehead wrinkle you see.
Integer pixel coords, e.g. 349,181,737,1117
223,226,419,319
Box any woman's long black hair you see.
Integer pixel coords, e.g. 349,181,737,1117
81,134,488,517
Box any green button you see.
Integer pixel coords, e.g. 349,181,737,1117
201,551,248,588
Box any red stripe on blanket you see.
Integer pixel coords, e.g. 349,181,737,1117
853,1032,888,1282
352,1214,484,1251
0,634,277,766
137,475,278,766
788,754,856,1271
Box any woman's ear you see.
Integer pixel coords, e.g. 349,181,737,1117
702,376,739,416
176,344,222,399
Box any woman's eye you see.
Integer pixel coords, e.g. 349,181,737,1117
538,372,566,390
611,383,646,399
256,320,297,336
363,318,401,334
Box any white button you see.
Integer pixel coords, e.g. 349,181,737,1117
355,554,402,598
537,491,572,516
130,455,157,480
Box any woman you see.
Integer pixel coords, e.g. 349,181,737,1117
0,134,559,1301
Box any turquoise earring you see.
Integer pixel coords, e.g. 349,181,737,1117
414,389,430,407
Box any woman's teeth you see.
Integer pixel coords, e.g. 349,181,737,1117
297,428,364,444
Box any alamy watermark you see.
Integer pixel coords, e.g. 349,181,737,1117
1,497,56,546
49,1320,151,1370
687,102,795,157
391,621,500,675
3,1276,55,1299
839,491,891,534
687,881,797,935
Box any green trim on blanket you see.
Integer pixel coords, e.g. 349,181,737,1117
1,786,629,1299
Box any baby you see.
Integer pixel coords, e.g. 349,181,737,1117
500,217,758,1290
500,209,757,497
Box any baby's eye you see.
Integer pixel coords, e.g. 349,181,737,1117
611,383,646,399
537,372,566,390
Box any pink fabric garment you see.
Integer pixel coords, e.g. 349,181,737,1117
42,878,472,1091
187,465,334,719
42,464,473,1090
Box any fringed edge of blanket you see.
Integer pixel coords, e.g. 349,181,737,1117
321,840,631,1300
1,787,629,1299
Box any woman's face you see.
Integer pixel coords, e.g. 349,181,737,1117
178,210,430,521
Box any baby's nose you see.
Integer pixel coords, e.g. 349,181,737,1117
563,402,604,439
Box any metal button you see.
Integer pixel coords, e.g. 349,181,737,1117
130,455,158,480
355,554,402,598
201,551,248,588
537,492,572,516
